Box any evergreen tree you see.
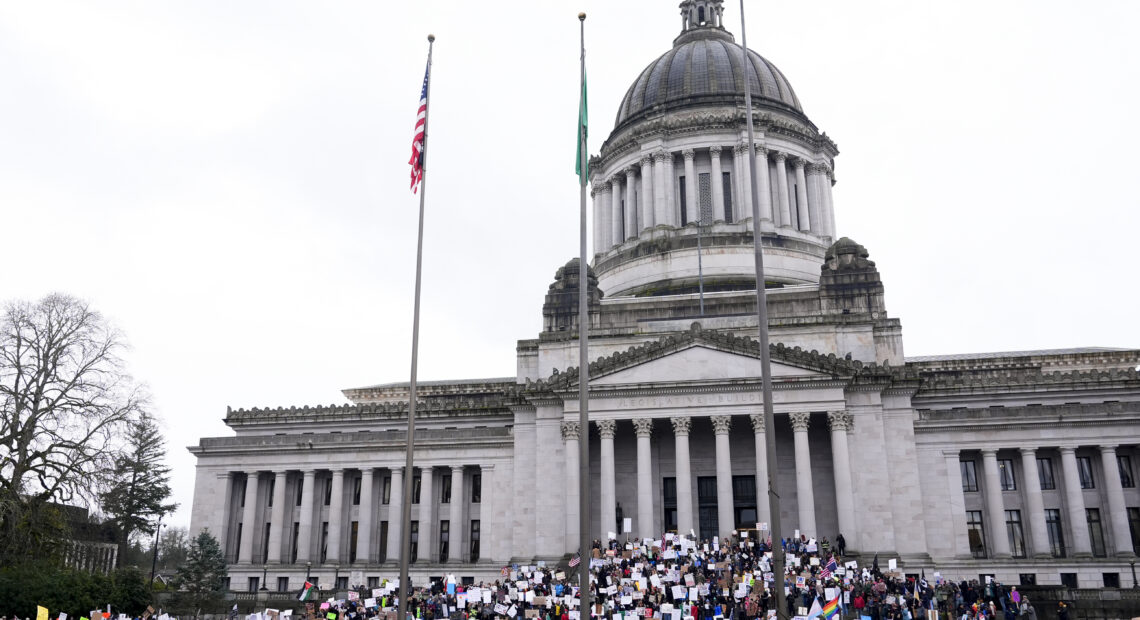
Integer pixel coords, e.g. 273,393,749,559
173,529,228,616
99,412,177,566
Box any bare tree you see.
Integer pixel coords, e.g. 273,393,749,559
0,294,145,564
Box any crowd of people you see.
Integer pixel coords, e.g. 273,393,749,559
297,532,1045,620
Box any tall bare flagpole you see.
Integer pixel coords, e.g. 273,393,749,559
737,2,786,618
576,12,593,620
399,33,434,620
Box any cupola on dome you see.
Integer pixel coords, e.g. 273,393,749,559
614,0,802,130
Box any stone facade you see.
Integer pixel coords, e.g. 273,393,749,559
187,0,1140,594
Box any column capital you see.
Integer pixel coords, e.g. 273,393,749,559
710,415,732,435
1099,444,1119,453
672,417,692,436
479,463,495,472
826,410,849,432
754,144,768,157
942,449,961,458
632,418,653,438
624,167,637,179
709,145,723,156
640,155,653,167
734,143,748,155
560,421,581,441
272,469,289,476
789,411,811,432
749,414,765,434
774,151,788,162
980,448,999,458
682,148,696,160
590,187,596,198
1019,447,1038,456
598,180,612,193
793,157,808,170
330,468,345,477
1059,445,1079,455
596,419,617,439
653,150,669,163
450,464,465,474
388,466,403,475
806,163,825,175
246,470,261,478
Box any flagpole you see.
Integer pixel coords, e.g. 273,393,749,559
576,12,593,620
737,2,786,618
398,33,434,620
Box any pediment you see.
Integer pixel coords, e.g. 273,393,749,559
591,344,829,386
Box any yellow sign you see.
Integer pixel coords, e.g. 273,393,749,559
37,607,49,620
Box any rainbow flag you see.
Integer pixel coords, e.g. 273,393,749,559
819,594,840,619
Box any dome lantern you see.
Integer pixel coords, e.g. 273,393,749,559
680,0,726,33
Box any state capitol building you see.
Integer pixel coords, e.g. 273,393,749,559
188,0,1140,593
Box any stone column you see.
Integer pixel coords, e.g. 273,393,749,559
980,449,1011,557
327,469,345,563
633,418,654,538
219,473,235,562
591,186,602,254
664,152,677,225
598,419,617,539
639,155,655,232
1059,446,1092,556
1018,448,1051,558
610,176,624,248
749,415,770,526
238,471,259,564
267,470,288,563
710,146,726,222
624,167,638,240
775,152,792,228
480,464,496,562
358,468,374,564
419,467,435,562
806,165,822,234
673,417,695,536
562,422,580,553
449,465,465,562
827,411,856,545
943,451,970,558
789,413,816,536
1100,445,1135,557
755,146,772,222
387,467,403,564
794,159,811,232
734,144,751,220
682,149,698,224
297,470,316,563
711,415,736,538
599,182,613,251
653,151,669,228
823,167,836,237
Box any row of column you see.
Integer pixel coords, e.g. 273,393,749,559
63,541,117,575
560,411,854,544
955,445,1134,558
223,463,490,566
591,145,836,253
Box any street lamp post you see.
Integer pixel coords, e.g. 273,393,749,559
149,518,165,589
1130,560,1137,588
260,565,268,591
306,561,312,583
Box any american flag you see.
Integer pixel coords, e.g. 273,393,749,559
568,553,581,567
409,63,429,192
820,557,838,580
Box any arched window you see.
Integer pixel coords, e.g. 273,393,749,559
698,6,706,25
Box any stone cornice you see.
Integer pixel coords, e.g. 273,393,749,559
914,401,1140,434
916,366,1140,393
226,394,512,426
190,426,513,456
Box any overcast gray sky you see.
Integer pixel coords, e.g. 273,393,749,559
2,1,1137,528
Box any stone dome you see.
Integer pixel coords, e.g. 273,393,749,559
614,27,803,130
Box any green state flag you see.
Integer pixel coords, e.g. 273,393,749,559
575,70,588,181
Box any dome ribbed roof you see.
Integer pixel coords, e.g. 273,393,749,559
614,30,802,129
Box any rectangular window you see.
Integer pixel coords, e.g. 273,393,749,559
1005,510,1025,558
999,459,1016,491
1018,574,1036,586
336,576,348,590
410,521,419,563
277,576,289,592
382,476,391,504
1060,573,1078,588
248,577,259,592
721,172,734,223
439,520,450,563
296,477,304,506
662,477,678,533
732,475,757,529
234,523,243,560
619,200,626,240
379,521,389,563
349,521,359,563
323,478,332,506
1088,508,1106,557
368,577,380,589
1104,573,1120,588
1129,507,1140,555
441,473,452,504
1045,508,1066,558
1037,458,1056,490
412,474,422,504
268,478,275,507
966,510,987,559
291,522,299,563
352,476,362,506
470,519,481,563
1119,455,1135,488
679,176,688,226
1078,456,1095,489
961,461,979,492
698,173,712,224
262,523,271,564
472,473,482,503
320,522,329,563
697,476,718,542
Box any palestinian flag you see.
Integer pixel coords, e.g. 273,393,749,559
297,581,317,601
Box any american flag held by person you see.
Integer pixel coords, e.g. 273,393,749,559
409,64,429,192
820,556,838,580
568,553,581,567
